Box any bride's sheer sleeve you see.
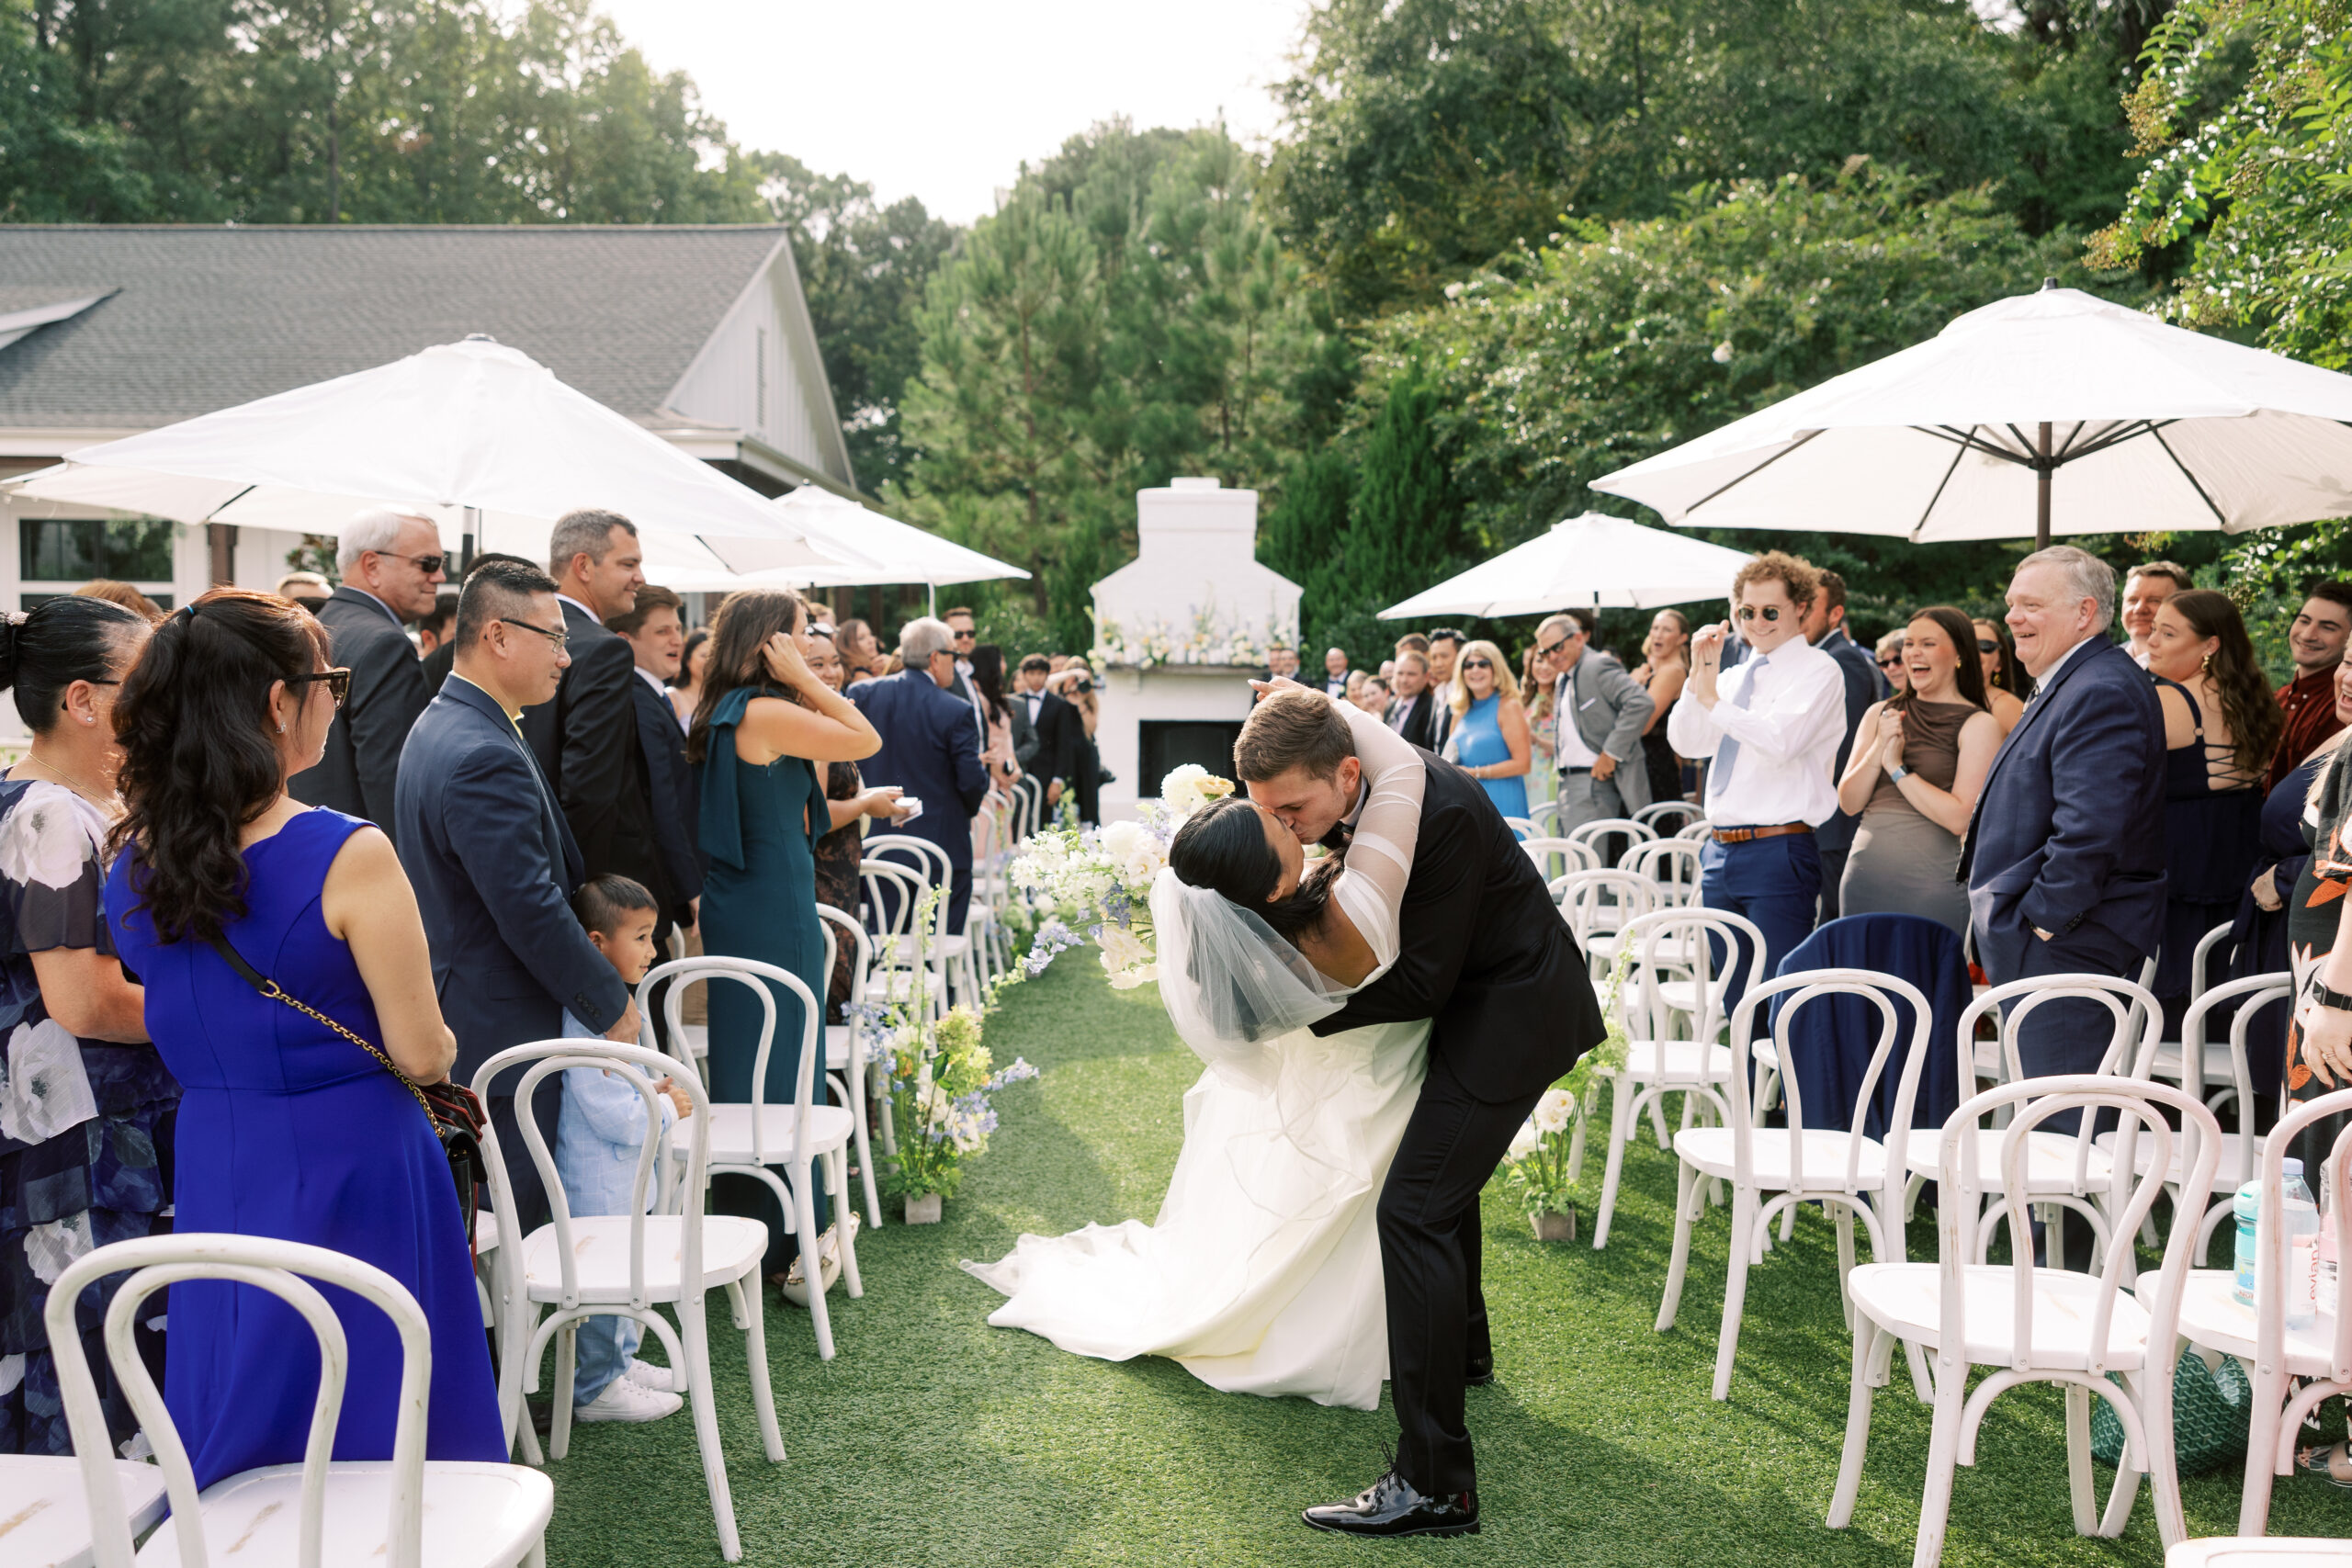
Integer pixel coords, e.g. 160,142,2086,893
1329,699,1424,977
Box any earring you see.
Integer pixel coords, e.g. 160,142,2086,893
2201,651,2212,674
277,722,286,733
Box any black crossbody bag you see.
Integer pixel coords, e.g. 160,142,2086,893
209,935,489,1249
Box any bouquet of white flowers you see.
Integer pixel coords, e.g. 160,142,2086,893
1005,764,1236,988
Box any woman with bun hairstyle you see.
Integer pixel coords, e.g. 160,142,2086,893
102,590,500,1489
0,595,168,1457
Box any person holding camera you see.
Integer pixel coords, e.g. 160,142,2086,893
1046,662,1109,825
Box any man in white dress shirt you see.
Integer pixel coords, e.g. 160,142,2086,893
1667,552,1847,1009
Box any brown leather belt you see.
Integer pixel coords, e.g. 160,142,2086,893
1711,822,1813,844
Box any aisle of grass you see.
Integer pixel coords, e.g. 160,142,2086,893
542,952,2348,1566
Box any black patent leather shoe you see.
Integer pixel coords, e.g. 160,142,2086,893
1302,1469,1479,1537
1464,1355,1495,1387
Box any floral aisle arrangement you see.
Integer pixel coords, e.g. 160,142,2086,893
1005,764,1236,988
1497,947,1635,1241
1091,606,1295,671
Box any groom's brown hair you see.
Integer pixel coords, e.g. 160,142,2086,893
1235,688,1355,783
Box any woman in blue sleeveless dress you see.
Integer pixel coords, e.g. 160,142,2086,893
103,592,501,1488
686,589,880,1285
1446,637,1531,828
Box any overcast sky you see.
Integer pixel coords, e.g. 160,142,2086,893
592,0,1313,225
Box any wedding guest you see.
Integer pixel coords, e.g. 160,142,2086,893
2144,590,2280,1013
607,585,703,943
2267,582,2352,793
1803,570,1884,922
1324,648,1352,699
1012,653,1081,816
1973,616,2030,736
1379,658,1398,686
107,590,503,1488
1387,650,1439,749
836,618,880,683
1835,607,2000,934
290,506,442,832
420,553,533,698
1873,630,1908,697
1356,675,1393,716
1668,551,1847,1003
1427,630,1464,751
72,580,164,622
2122,560,2193,667
274,570,331,614
2279,656,2352,1192
1449,637,1531,827
396,562,639,1233
854,618,992,920
805,630,910,1016
1345,669,1368,706
0,597,167,1458
1065,663,1108,825
413,592,458,659
1630,610,1691,806
1960,547,2166,1107
1542,610,1652,835
1393,632,1430,662
971,645,1023,795
672,626,710,727
1520,648,1555,780
688,589,880,1282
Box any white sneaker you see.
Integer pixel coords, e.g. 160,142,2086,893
622,1358,675,1392
573,1377,683,1424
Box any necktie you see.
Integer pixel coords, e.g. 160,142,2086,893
1712,654,1764,800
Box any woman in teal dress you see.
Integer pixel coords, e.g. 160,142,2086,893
1447,637,1532,828
686,589,880,1285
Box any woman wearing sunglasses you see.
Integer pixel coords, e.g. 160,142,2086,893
1446,637,1531,829
1972,616,2030,737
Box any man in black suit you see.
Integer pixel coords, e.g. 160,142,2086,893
1238,685,1604,1538
289,506,443,830
1321,646,1352,697
1385,649,1439,749
1011,653,1082,817
1802,569,1887,920
942,605,989,744
1426,628,1465,752
606,584,703,942
395,561,638,1234
851,617,993,931
517,513,669,916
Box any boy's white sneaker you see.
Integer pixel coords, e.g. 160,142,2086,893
573,1377,683,1424
622,1358,676,1392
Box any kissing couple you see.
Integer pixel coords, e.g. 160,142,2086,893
967,677,1606,1536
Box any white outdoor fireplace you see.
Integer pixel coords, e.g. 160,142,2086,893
1089,477,1302,820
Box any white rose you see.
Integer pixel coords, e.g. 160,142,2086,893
1531,1088,1576,1135
1100,819,1146,861
1160,763,1209,818
1098,925,1153,976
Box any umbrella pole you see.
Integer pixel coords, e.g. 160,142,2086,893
2035,423,2052,551
462,506,479,576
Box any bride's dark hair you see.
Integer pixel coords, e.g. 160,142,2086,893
1168,795,1339,942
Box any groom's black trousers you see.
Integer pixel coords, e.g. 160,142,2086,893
1379,1050,1543,1497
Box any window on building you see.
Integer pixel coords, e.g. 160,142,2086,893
20,518,176,583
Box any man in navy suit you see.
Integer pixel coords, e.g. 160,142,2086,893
1962,546,2167,1091
851,616,992,932
289,506,442,829
605,584,703,942
395,560,638,1232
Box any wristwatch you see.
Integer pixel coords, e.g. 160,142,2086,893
1886,764,1911,784
2308,975,2352,1013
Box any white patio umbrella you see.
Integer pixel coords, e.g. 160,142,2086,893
1379,512,1753,619
1589,281,2352,548
0,335,860,574
642,487,1028,615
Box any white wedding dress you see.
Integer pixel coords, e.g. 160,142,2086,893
965,703,1430,1411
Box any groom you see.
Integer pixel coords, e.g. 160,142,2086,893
1238,683,1606,1537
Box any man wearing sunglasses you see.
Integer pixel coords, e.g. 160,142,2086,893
1540,608,1654,836
1667,552,1848,1010
290,505,446,832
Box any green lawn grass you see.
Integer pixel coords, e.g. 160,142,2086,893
540,952,2348,1566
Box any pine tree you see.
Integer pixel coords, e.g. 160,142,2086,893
1346,372,1459,611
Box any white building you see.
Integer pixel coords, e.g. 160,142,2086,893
0,223,854,613
1090,478,1301,818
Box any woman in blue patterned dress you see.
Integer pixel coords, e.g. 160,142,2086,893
0,595,170,1456
1445,637,1532,828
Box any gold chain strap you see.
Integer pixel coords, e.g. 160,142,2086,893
251,976,439,1125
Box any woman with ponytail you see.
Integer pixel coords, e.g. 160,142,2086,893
101,590,501,1489
0,594,167,1457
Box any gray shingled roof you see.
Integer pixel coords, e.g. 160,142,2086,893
0,225,792,428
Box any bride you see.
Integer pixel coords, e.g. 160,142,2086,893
964,695,1429,1410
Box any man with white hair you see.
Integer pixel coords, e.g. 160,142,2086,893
851,616,992,932
289,505,445,829
1960,545,2167,1099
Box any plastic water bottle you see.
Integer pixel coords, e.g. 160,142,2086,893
2236,1158,2320,1325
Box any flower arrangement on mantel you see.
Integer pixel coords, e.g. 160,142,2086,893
1091,605,1296,671
1497,947,1635,1241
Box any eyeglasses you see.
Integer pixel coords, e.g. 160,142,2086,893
374,550,447,575
288,667,352,707
498,617,570,652
951,627,975,641
1877,657,1903,670
1461,658,1493,671
1735,605,1782,623
1535,637,1572,660
1977,638,1999,653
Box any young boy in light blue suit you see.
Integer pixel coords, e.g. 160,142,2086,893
555,874,694,1424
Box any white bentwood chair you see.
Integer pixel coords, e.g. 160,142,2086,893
1830,1077,2222,1568
815,902,885,1227
475,1040,782,1562
45,1232,552,1568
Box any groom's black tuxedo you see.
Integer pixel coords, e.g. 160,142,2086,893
1311,749,1606,1500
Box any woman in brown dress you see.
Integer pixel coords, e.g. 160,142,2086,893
1834,605,2005,935
803,630,913,1016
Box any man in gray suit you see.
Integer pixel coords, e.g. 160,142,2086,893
290,505,444,831
1543,609,1653,836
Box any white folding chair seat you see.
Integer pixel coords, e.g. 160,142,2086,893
1846,1260,2156,1371
0,1454,166,1568
1671,1124,1893,1190
46,1232,554,1568
2171,1269,2336,1377
514,1213,771,1301
2167,1541,2352,1564
693,1103,861,1177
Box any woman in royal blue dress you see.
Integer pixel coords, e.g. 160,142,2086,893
685,589,879,1295
104,590,501,1488
1445,637,1532,828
